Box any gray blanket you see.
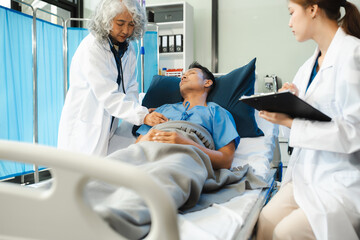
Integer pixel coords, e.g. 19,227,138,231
85,121,268,239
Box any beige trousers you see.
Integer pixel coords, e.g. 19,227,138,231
255,182,316,240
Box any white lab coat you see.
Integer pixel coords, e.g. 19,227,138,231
57,33,148,156
282,28,360,239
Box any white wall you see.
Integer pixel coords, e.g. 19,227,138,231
84,0,101,19
0,0,11,8
219,0,360,91
218,0,316,91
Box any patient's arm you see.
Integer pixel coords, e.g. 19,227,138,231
136,129,235,170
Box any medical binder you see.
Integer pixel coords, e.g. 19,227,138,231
175,34,183,52
160,35,168,53
240,91,331,121
168,35,175,52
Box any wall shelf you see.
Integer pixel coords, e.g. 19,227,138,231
146,2,193,73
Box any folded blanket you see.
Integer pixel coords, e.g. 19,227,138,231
84,121,268,239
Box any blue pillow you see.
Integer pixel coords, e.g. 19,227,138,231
141,58,263,138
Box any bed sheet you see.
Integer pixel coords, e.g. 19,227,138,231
180,189,262,240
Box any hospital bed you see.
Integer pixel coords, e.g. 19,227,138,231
0,60,280,240
0,113,279,240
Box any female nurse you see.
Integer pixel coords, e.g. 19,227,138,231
256,0,360,239
58,0,167,156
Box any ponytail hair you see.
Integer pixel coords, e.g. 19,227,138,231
290,0,360,39
340,1,360,39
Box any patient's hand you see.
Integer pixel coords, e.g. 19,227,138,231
279,82,299,96
144,112,168,126
136,129,191,145
150,130,190,145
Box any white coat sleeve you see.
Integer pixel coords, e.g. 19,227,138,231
83,42,148,126
289,45,360,154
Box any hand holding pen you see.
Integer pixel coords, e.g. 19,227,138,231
279,82,299,96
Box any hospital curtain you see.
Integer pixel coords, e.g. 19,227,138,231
0,6,34,179
36,19,64,147
133,30,158,93
0,7,65,179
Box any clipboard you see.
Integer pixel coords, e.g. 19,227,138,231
240,91,331,122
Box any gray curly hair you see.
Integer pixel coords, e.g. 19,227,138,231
88,0,147,42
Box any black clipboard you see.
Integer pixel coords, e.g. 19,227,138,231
240,91,331,122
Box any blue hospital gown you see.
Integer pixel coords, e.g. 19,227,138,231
136,102,240,150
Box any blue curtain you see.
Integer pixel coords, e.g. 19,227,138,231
0,7,67,179
36,19,64,147
0,6,34,179
133,30,158,93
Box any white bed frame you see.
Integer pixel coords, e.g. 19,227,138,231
237,169,276,239
0,140,179,240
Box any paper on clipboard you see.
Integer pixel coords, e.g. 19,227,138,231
240,91,331,122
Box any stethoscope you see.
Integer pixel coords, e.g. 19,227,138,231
108,36,128,94
108,36,128,130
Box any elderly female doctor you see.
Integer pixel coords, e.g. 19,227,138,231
256,0,360,239
58,0,167,156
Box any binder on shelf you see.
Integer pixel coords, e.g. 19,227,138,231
161,35,168,53
239,91,331,122
169,35,175,52
175,34,183,52
159,36,162,53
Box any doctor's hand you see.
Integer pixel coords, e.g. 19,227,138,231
279,82,299,96
259,111,293,128
144,112,168,126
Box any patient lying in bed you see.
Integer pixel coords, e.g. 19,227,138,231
85,62,265,239
135,63,240,170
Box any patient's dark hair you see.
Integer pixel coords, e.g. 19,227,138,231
188,61,216,92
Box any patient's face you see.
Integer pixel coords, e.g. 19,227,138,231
180,68,206,93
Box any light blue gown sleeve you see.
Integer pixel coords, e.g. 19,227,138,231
210,104,240,150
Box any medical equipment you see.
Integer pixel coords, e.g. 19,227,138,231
264,74,278,92
108,36,128,94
